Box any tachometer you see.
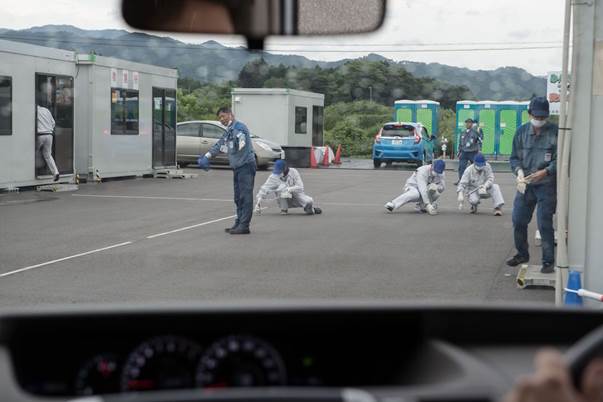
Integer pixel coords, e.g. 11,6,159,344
196,335,286,388
120,336,202,392
75,353,121,396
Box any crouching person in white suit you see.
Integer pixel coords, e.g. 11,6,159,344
457,153,504,216
385,159,446,215
255,160,322,215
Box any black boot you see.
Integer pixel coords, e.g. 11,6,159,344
506,254,529,267
230,227,250,235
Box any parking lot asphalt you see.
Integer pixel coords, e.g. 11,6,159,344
0,167,552,308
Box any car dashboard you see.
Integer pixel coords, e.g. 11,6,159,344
1,303,602,402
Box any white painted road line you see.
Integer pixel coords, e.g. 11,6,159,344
146,215,237,239
0,242,133,278
72,194,232,202
71,195,383,208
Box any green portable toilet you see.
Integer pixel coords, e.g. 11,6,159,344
497,101,518,156
415,100,440,137
455,101,479,153
496,101,530,157
519,101,530,125
393,100,415,123
477,101,496,155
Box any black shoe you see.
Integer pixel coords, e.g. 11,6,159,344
229,227,250,235
506,254,529,267
225,224,239,233
540,263,555,274
304,204,315,215
314,207,322,215
53,174,60,182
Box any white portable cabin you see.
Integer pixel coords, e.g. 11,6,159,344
0,39,77,190
231,88,325,147
74,54,178,180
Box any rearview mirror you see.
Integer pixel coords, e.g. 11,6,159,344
122,0,386,48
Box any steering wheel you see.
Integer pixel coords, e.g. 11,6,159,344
565,325,603,390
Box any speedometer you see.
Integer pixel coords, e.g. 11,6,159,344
196,335,286,388
120,336,202,392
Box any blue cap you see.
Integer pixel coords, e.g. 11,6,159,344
273,159,287,174
474,153,486,167
529,96,550,117
432,159,445,174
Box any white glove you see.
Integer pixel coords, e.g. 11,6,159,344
516,169,527,194
517,169,525,181
426,203,438,215
457,192,464,203
280,190,292,199
254,200,262,215
478,186,488,197
428,183,438,193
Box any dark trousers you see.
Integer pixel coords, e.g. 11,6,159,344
512,183,556,265
233,161,256,229
458,151,477,181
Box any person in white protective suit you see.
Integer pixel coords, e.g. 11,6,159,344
384,159,446,215
254,160,322,215
456,153,504,216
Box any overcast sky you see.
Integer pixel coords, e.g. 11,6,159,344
0,0,565,75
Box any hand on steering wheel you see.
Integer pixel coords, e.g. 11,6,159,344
502,324,603,402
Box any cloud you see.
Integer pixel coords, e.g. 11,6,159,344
0,0,565,75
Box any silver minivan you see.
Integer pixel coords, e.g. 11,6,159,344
176,120,283,170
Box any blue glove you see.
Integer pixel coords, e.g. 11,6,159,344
197,156,211,171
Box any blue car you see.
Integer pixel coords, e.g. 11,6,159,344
372,122,435,168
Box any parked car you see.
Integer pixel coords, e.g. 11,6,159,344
372,122,436,168
176,120,283,170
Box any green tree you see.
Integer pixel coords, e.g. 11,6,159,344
435,108,456,157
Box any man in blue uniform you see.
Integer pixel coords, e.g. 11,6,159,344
198,107,256,235
455,118,481,185
507,97,557,273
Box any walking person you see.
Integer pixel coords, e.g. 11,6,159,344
197,107,256,235
36,105,60,182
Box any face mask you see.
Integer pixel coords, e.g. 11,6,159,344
531,119,546,128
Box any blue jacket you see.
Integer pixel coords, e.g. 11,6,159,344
459,128,480,153
510,121,558,186
208,120,255,169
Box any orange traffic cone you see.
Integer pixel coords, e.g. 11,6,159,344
310,146,318,168
322,145,330,167
333,144,342,164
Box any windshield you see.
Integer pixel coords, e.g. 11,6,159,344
0,0,571,309
381,125,415,137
